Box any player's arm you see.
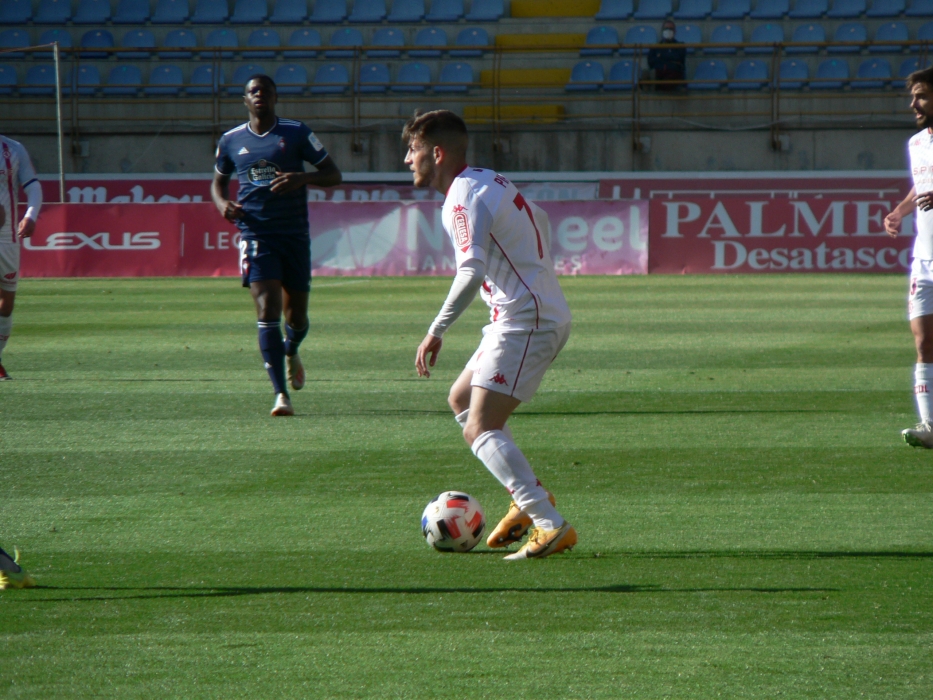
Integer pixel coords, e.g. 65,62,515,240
415,259,486,378
886,186,918,238
211,169,243,222
270,156,342,194
17,180,42,238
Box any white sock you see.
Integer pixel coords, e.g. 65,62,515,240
471,429,564,530
455,409,513,440
916,363,933,423
0,315,11,359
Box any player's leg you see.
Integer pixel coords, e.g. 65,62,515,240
904,260,933,446
282,287,309,391
0,240,21,380
0,289,15,380
250,278,292,416
0,543,35,590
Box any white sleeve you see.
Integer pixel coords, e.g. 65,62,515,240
428,258,486,338
23,180,42,221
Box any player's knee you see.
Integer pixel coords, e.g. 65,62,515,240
462,422,482,447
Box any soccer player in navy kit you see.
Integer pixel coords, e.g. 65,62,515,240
212,75,342,416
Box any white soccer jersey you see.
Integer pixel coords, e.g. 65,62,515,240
0,137,38,245
444,167,571,332
909,128,933,260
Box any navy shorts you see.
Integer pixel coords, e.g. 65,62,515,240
238,235,311,292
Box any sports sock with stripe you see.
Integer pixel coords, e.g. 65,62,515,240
915,363,933,423
471,429,564,531
284,322,308,357
258,320,287,396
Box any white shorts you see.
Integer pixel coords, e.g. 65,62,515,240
466,323,571,403
0,240,20,293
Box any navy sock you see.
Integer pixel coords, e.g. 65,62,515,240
258,321,287,396
284,321,309,357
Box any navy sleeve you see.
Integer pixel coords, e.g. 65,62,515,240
215,134,235,176
299,124,329,166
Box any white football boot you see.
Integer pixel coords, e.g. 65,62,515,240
286,353,305,391
271,393,294,417
902,421,933,448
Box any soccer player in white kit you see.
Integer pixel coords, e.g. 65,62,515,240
885,67,933,447
404,110,577,560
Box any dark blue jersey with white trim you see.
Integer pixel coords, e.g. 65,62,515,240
215,118,328,239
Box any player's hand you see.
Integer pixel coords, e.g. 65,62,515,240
884,209,903,238
17,217,35,238
415,333,443,378
222,200,244,222
270,172,307,195
916,192,933,212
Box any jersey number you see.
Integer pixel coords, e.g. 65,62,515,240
513,192,544,259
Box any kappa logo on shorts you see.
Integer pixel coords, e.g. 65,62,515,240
492,373,508,386
453,211,471,250
3,272,16,280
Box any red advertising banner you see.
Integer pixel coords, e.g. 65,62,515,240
20,200,647,278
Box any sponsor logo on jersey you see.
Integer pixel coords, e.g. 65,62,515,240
308,132,324,152
453,211,471,249
23,232,161,250
247,159,281,187
238,146,250,155
492,373,508,386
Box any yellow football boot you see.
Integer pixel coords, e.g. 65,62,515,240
486,491,556,548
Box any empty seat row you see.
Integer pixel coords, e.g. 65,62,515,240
0,0,503,25
584,20,931,54
595,0,933,19
0,59,475,94
0,26,490,60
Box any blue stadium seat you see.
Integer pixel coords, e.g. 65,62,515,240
68,64,101,96
730,58,769,87
145,64,184,95
450,27,489,57
410,27,447,57
853,57,892,86
828,22,867,52
789,0,827,15
284,28,321,58
786,23,826,52
392,61,430,91
811,57,849,87
634,0,672,18
426,0,463,20
827,0,865,15
435,61,473,91
359,62,389,92
605,59,637,89
389,0,424,20
369,27,405,57
776,57,809,86
326,28,363,58
688,58,728,88
243,29,280,58
917,20,933,47
270,0,307,21
349,0,386,21
675,0,712,17
465,0,503,20
202,29,238,59
620,24,657,54
566,60,605,91
231,0,266,22
74,0,112,23
113,0,150,22
312,0,347,21
707,23,742,53
867,0,905,14
160,29,196,59
711,0,750,17
81,30,115,59
0,0,32,24
595,0,633,17
118,29,156,59
192,0,228,23
0,65,17,94
188,64,222,94
870,21,909,51
21,64,57,95
228,63,265,94
0,29,30,59
750,0,788,17
907,0,933,14
310,63,350,93
104,65,142,95
582,26,620,56
895,56,928,86
274,63,308,93
34,0,71,23
152,0,189,22
676,23,702,51
747,22,783,52
37,29,74,59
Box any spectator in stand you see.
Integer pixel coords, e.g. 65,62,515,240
647,19,686,91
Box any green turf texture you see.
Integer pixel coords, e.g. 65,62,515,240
1,275,931,699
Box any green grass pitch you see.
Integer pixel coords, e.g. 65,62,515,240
1,274,931,698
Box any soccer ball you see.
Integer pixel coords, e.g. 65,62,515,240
421,491,486,552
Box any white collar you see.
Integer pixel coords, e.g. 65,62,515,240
248,118,278,138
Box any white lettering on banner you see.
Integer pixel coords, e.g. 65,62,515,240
405,208,444,252
66,185,202,204
68,186,107,203
791,201,846,237
24,231,161,250
203,231,238,250
592,217,624,251
713,241,911,271
698,202,742,238
557,217,589,252
662,201,700,238
630,206,646,251
747,202,786,237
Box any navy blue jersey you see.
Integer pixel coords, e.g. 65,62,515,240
215,117,328,239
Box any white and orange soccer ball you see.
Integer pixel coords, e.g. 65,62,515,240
421,491,486,552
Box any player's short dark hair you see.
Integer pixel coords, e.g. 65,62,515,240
402,110,468,156
907,66,933,90
244,73,277,94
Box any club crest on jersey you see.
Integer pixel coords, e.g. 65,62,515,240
277,138,286,151
453,211,471,250
247,159,281,187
